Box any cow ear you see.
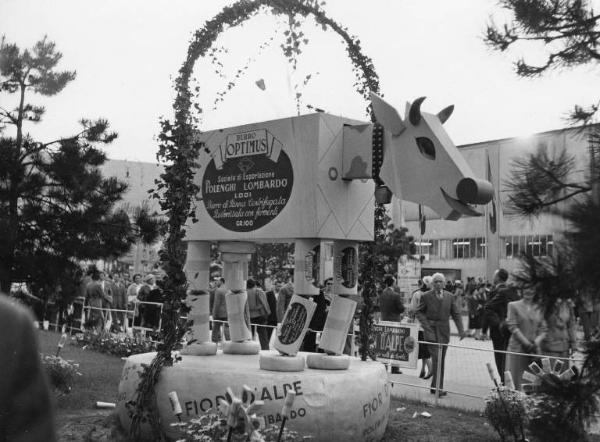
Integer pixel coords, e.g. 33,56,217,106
370,92,406,136
437,105,454,124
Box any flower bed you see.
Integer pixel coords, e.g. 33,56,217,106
71,331,158,358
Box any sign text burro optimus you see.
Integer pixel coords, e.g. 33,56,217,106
202,129,293,232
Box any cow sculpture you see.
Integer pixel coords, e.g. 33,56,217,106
343,93,493,219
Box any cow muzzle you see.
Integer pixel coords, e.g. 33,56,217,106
456,178,494,205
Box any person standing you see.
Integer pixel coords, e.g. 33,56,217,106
380,275,405,374
541,297,576,362
127,273,142,327
211,277,229,343
127,273,142,303
100,271,115,330
276,276,294,323
416,273,466,397
137,275,156,328
506,287,547,390
301,279,331,353
0,295,56,441
409,277,433,379
246,278,271,350
112,274,128,332
265,280,280,330
578,288,600,341
85,271,104,331
484,268,520,382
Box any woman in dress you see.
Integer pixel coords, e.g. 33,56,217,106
409,276,432,379
506,287,547,389
541,298,576,365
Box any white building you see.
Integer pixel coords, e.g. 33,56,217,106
402,125,592,282
100,159,163,273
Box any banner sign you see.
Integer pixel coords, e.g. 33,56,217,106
202,129,293,232
372,321,419,369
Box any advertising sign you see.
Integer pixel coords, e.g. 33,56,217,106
293,239,321,295
274,295,317,356
187,113,375,242
372,321,419,369
202,129,293,232
332,241,358,295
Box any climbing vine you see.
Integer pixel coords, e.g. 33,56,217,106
128,1,383,439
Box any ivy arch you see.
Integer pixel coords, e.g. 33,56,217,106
131,1,386,438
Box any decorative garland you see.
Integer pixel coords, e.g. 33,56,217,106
129,1,382,439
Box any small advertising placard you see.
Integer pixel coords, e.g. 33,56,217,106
332,241,358,295
293,239,321,295
372,321,419,369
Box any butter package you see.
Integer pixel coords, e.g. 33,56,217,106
274,295,316,356
226,291,252,341
319,296,356,355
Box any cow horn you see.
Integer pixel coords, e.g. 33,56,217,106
409,97,426,126
437,105,454,124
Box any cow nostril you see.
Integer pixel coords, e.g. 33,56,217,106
456,178,493,205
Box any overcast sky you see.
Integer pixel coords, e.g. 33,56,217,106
1,0,598,163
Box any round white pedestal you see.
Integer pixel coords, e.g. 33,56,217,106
306,353,350,370
222,340,261,354
117,352,389,442
259,350,305,371
181,341,218,356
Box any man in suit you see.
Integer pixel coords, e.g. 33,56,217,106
111,273,128,331
379,275,405,374
0,295,56,441
484,268,520,382
416,272,465,397
211,277,229,343
276,276,294,323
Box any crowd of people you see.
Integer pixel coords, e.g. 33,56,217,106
206,274,354,353
77,264,600,395
397,269,599,395
81,267,163,333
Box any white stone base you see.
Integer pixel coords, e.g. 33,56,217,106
306,353,350,370
117,352,390,442
259,350,305,372
222,340,261,355
180,342,218,356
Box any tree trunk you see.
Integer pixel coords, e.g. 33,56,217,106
0,264,12,294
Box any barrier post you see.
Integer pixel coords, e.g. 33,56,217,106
435,343,443,403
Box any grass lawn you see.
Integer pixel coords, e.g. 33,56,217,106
37,329,596,441
39,329,500,440
38,329,123,410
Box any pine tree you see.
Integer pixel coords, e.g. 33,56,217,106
485,4,600,439
0,36,161,300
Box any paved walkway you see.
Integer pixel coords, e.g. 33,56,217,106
384,331,600,435
387,335,495,412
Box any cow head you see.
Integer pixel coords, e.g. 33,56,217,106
371,93,493,220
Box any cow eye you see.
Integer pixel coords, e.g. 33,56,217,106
416,137,436,160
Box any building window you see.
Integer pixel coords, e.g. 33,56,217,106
503,234,553,258
451,237,485,259
476,237,487,258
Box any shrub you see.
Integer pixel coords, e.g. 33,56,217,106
484,387,529,442
41,354,81,395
